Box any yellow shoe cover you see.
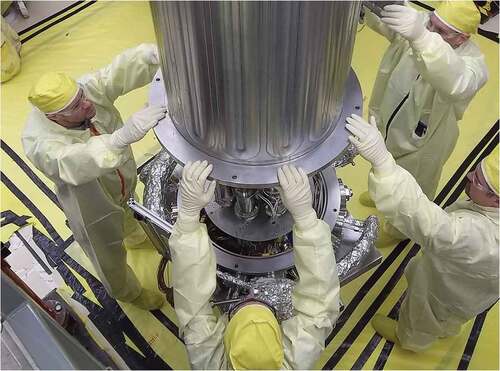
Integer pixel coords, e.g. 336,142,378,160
359,191,376,208
376,220,405,249
371,314,400,345
375,229,403,249
131,289,165,310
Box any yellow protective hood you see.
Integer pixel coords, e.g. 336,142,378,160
28,72,79,113
481,147,499,196
224,304,284,370
434,1,481,34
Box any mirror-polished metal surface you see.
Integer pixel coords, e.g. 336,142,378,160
150,1,360,166
150,69,362,187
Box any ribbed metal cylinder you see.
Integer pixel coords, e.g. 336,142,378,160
151,1,360,165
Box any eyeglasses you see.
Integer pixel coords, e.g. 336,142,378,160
55,88,89,117
466,170,496,195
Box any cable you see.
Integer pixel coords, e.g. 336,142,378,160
157,257,174,305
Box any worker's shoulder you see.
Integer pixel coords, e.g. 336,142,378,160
22,109,72,146
457,38,485,59
22,108,50,136
442,209,498,269
78,75,114,108
450,207,498,239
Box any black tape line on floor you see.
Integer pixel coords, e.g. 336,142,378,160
322,243,421,370
14,229,53,273
457,313,487,370
0,210,31,227
374,340,394,370
1,208,175,369
371,295,406,370
352,136,499,369
1,153,183,364
351,294,405,370
444,136,499,210
478,28,499,43
458,303,497,370
436,121,499,206
326,239,411,345
18,1,85,36
30,226,174,370
325,121,499,349
323,125,499,368
1,171,64,245
1,140,61,210
21,1,97,44
151,310,183,342
351,333,380,370
60,249,176,370
2,135,151,204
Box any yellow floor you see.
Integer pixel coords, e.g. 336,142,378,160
1,2,498,370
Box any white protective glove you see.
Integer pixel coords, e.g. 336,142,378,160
145,44,160,65
277,165,317,230
345,114,394,175
380,4,427,42
178,160,217,221
109,105,167,149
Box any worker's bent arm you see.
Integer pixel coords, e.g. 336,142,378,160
411,32,488,101
281,219,340,370
169,216,226,370
369,158,461,252
364,7,396,41
22,135,129,186
81,44,159,104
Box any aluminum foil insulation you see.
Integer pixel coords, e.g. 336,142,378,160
251,277,295,321
216,271,295,321
337,215,379,280
139,149,176,221
332,143,359,168
216,271,252,290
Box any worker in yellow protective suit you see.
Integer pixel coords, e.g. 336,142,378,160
22,44,167,310
1,16,21,82
360,2,488,222
169,161,340,369
346,113,499,352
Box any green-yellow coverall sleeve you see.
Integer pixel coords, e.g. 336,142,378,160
368,159,464,253
22,132,130,186
364,7,396,41
410,31,488,101
281,219,340,370
169,217,226,370
82,43,159,104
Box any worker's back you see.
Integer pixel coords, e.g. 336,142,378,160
410,200,498,320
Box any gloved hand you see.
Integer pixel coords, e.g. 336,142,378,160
109,105,167,149
345,114,394,173
277,165,317,230
380,4,427,42
145,44,160,65
178,160,217,220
